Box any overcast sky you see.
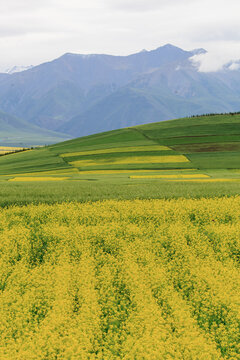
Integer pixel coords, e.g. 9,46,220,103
1,0,240,71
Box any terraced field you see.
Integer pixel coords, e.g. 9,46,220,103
0,113,240,204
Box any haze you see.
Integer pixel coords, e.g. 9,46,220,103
1,0,240,72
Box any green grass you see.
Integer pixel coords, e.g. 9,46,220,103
171,142,240,152
0,180,239,207
188,152,240,169
0,148,70,175
0,113,240,204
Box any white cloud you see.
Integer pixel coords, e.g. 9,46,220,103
0,0,53,12
190,53,224,72
106,0,200,13
228,62,240,71
190,41,240,72
106,0,182,12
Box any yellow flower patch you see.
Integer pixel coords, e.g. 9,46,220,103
61,145,172,157
0,151,11,155
168,178,240,182
0,198,239,358
9,168,79,176
71,155,189,167
77,169,197,174
130,174,209,179
0,146,24,151
9,177,69,182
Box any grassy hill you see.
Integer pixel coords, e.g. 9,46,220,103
1,112,240,173
0,113,240,204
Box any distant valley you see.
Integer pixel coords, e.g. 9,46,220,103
0,44,240,145
0,111,69,147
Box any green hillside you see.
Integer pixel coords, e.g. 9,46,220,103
0,113,240,206
0,113,240,174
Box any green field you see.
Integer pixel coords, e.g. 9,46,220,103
0,113,240,205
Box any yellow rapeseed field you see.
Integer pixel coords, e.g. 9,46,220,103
0,147,27,156
6,168,79,177
168,178,240,182
0,146,24,151
76,169,197,175
130,174,209,179
9,177,69,182
0,197,240,359
0,151,11,155
61,145,171,157
71,155,189,167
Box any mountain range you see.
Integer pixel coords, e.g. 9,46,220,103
0,44,240,144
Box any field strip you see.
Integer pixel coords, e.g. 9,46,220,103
75,169,197,174
6,168,79,176
167,178,240,182
0,146,25,150
0,151,14,155
60,145,172,157
0,150,23,155
130,174,209,179
8,177,70,182
70,155,189,167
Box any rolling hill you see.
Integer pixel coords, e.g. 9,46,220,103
0,113,240,180
0,110,70,146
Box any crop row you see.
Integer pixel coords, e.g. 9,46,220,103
0,198,239,358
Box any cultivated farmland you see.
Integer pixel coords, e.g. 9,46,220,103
0,114,239,204
0,114,240,359
1,198,240,359
0,114,240,195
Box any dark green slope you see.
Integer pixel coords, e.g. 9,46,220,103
135,114,240,169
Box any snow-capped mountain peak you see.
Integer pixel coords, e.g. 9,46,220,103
3,65,34,74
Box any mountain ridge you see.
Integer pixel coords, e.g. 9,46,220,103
0,44,240,140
